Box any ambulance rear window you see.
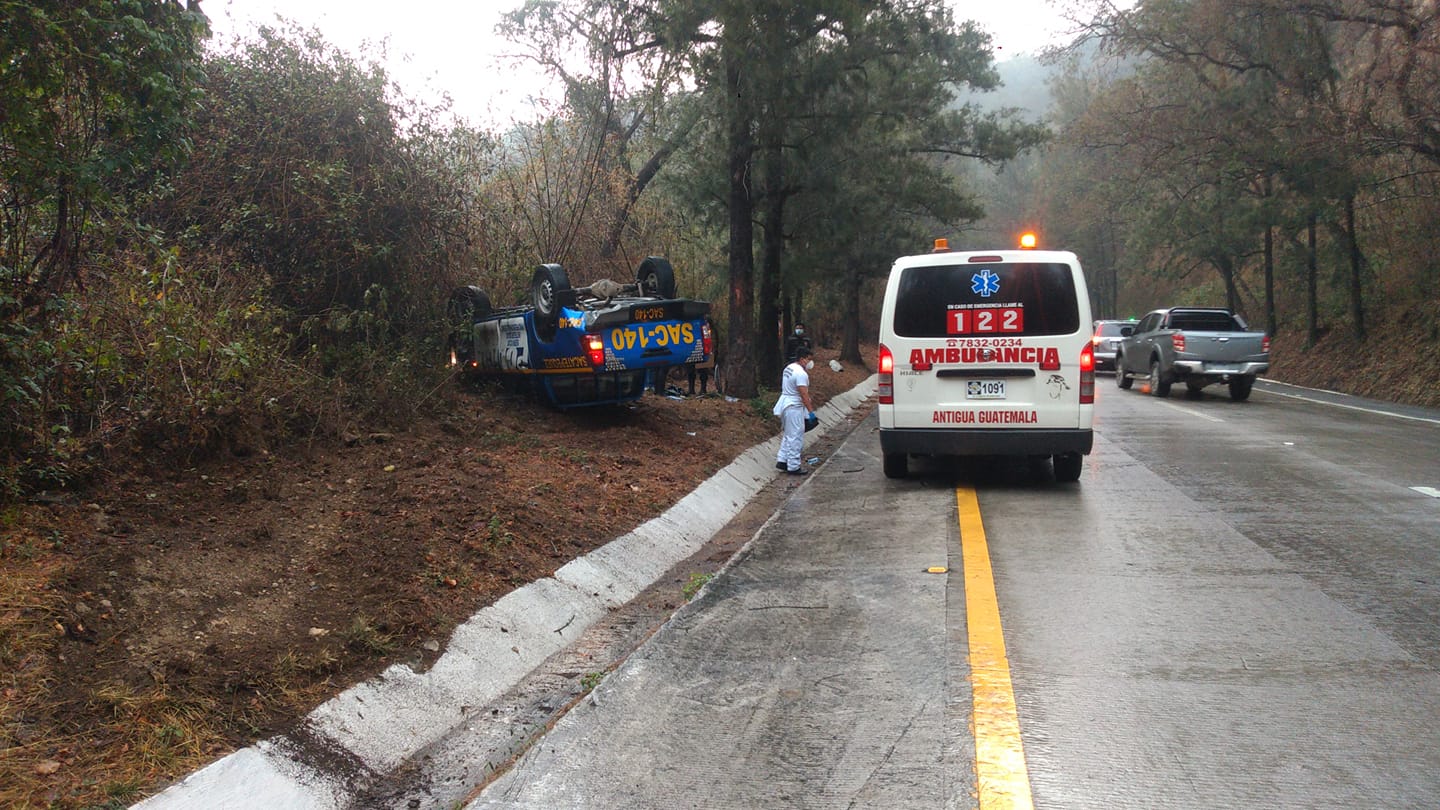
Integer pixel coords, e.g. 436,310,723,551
892,262,1080,338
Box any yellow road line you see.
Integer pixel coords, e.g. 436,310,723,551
957,486,1034,809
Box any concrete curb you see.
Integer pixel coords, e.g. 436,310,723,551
134,375,877,809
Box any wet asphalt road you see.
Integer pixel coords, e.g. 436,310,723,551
468,379,1440,809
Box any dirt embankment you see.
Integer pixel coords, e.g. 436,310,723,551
1,347,873,809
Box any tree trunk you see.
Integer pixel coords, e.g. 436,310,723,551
757,146,784,387
1262,175,1276,337
1218,255,1239,313
723,50,757,399
598,110,700,259
1307,212,1319,347
839,264,866,367
1104,218,1120,319
1345,195,1366,341
1264,224,1276,337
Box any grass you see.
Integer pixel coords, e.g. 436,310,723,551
681,572,713,601
747,388,775,420
479,430,542,450
0,675,231,810
483,515,513,549
547,447,590,465
0,520,238,808
341,616,397,657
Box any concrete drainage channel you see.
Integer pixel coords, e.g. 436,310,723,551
134,376,878,810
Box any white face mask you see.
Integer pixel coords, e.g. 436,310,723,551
805,360,814,370
795,328,805,336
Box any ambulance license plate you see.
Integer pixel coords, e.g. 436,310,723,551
966,380,1006,399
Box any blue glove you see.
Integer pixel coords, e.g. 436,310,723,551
807,411,816,420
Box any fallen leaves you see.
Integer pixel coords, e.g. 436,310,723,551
34,760,62,776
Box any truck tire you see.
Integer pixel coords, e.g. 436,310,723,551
1149,358,1171,398
448,286,491,324
1115,353,1132,389
446,286,490,371
636,256,677,299
1229,375,1254,401
1053,451,1083,483
883,452,908,479
531,264,571,338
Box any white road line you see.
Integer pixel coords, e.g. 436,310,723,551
1410,487,1440,499
1259,384,1440,426
1157,400,1226,423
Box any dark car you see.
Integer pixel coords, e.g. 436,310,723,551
1091,319,1137,372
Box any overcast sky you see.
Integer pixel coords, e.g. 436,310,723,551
203,0,1078,126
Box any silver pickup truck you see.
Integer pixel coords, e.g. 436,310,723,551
1115,307,1270,401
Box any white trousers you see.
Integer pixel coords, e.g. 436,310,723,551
776,406,805,471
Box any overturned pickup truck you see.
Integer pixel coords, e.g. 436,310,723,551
447,257,713,408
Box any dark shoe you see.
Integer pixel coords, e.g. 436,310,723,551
785,467,810,476
776,461,788,470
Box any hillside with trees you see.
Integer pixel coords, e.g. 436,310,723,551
982,0,1440,403
2,0,1044,501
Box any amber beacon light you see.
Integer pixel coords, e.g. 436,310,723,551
1019,232,1038,249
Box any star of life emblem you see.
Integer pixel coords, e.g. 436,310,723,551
971,269,1000,298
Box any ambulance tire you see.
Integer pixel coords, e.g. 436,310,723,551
883,452,908,480
1053,452,1083,483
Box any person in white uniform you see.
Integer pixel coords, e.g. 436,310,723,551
773,345,816,475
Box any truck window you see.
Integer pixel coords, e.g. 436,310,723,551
1169,312,1241,332
891,262,1080,338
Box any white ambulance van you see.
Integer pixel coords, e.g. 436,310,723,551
877,243,1095,481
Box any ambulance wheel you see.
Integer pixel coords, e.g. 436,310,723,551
636,256,677,299
883,452,908,479
1053,452,1083,483
531,264,571,338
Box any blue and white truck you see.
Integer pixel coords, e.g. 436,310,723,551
446,257,713,408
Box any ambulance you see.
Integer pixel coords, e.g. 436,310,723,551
876,239,1095,481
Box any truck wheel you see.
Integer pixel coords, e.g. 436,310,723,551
531,264,571,338
448,286,491,324
883,453,908,479
1115,354,1132,389
1229,375,1254,401
1053,452,1083,483
1149,359,1171,398
446,286,490,370
636,256,677,299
